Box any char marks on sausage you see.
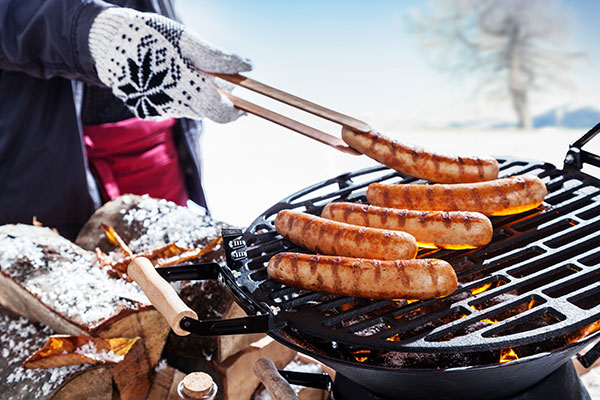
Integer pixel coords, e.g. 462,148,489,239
321,202,493,249
275,209,417,260
341,128,499,183
267,253,458,300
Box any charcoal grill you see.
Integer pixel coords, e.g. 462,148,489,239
147,124,600,399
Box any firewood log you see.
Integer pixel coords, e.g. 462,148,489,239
0,306,113,400
0,225,164,399
76,195,264,362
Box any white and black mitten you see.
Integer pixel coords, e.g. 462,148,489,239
88,8,251,122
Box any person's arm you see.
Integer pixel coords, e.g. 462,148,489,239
0,0,112,85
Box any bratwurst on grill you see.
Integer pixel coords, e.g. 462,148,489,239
321,202,493,249
367,175,547,216
341,127,498,183
267,253,458,300
274,209,417,260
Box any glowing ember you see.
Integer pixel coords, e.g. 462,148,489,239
482,318,500,324
339,301,359,312
489,203,544,217
352,349,371,362
417,241,438,249
417,241,477,250
566,320,600,344
470,282,493,296
499,348,519,363
387,334,401,342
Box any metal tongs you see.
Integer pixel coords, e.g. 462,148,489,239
211,73,370,156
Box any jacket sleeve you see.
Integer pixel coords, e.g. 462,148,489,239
0,0,113,85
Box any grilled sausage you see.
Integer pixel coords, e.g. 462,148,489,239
274,209,417,260
267,253,458,300
341,127,498,183
367,175,547,216
321,202,492,249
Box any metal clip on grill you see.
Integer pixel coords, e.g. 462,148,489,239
127,229,278,337
564,121,600,170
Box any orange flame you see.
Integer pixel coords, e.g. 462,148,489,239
489,202,544,216
101,223,133,256
482,317,500,324
527,299,537,310
499,348,519,363
339,302,358,312
387,334,401,342
566,320,600,345
470,282,493,296
352,349,371,362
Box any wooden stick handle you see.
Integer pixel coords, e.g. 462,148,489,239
127,257,197,336
253,358,298,400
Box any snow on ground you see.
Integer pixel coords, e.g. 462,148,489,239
582,365,600,399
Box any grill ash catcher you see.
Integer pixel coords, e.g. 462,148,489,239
127,123,600,400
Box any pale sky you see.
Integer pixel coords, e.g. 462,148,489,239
177,0,600,129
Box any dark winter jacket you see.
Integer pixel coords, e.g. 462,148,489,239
0,0,206,240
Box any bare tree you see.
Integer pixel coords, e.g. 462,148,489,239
410,0,581,129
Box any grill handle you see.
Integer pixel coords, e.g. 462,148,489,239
278,370,333,392
127,257,198,336
575,339,600,369
564,121,600,170
127,256,274,336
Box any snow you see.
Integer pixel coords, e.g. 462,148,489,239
0,226,149,328
0,313,84,398
74,341,124,363
154,359,168,373
121,195,224,252
582,365,600,399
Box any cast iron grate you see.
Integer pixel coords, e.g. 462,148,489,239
227,157,600,353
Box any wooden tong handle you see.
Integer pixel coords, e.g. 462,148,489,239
214,73,371,134
127,257,197,336
253,358,299,400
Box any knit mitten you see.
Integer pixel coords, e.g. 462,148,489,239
88,8,251,122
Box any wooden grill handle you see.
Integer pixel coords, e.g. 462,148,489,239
253,358,298,400
127,257,197,336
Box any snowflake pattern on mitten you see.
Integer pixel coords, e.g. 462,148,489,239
89,8,249,122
